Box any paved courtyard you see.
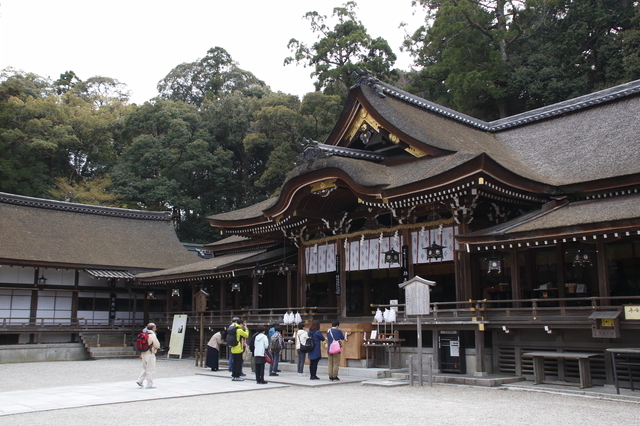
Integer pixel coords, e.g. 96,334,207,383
1,358,639,425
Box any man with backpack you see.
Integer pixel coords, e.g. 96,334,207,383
269,325,284,376
229,318,249,381
136,323,160,389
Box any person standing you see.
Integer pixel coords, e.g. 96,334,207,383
205,328,227,371
327,320,346,381
253,325,269,384
307,319,325,380
136,323,160,389
294,323,307,376
269,325,284,376
228,317,240,372
231,319,249,381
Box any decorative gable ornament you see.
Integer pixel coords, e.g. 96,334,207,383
399,276,436,315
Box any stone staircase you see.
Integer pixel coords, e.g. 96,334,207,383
79,332,139,360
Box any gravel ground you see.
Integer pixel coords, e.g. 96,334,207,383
1,358,639,426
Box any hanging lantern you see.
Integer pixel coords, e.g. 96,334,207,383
384,248,400,264
252,264,266,277
146,291,155,300
277,261,291,275
425,242,445,260
171,288,180,297
37,274,47,285
571,248,593,267
231,281,241,292
487,257,502,273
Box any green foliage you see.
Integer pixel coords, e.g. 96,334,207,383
157,46,267,107
285,1,397,98
405,0,640,119
49,176,124,206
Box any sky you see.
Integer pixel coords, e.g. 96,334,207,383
0,0,425,104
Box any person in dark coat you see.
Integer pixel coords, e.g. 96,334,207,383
307,319,325,380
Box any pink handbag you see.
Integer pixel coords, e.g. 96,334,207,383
328,330,341,354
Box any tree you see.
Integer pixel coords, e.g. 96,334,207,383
404,0,640,119
157,46,267,107
112,100,234,242
0,69,127,197
285,1,397,98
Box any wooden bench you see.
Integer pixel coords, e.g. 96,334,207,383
522,351,600,388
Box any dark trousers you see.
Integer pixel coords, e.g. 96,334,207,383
232,353,243,378
255,357,266,383
310,357,320,378
206,347,219,371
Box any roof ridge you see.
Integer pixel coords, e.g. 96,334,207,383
358,77,640,132
0,192,170,221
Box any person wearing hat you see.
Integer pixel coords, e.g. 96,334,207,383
230,318,249,381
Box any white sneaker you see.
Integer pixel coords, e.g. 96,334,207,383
146,385,156,389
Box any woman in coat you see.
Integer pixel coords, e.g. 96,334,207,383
307,319,325,380
252,325,270,384
205,329,227,371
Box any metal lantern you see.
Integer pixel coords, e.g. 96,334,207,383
488,257,502,273
277,261,291,275
171,288,180,297
384,248,400,264
252,264,266,277
37,275,47,285
572,248,593,267
425,242,445,260
146,291,155,300
231,281,241,292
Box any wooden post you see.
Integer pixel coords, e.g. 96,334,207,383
417,314,423,386
596,241,610,306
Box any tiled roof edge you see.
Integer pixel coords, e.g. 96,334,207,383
0,192,171,221
357,77,640,132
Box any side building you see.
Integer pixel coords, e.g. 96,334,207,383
0,192,197,361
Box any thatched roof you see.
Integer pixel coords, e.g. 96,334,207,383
0,192,197,270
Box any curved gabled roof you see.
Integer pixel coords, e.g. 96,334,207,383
208,77,640,228
358,78,640,186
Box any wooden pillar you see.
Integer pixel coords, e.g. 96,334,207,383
456,223,473,302
596,241,610,306
252,275,259,310
556,242,566,304
474,328,487,376
509,250,521,307
432,325,440,373
286,272,292,308
337,240,347,318
297,247,306,307
219,279,225,312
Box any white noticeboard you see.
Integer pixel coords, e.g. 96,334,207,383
450,340,460,357
399,276,436,316
168,314,188,358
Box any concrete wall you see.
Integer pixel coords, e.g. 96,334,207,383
0,343,88,364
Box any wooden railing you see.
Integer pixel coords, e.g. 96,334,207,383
3,296,637,333
371,295,640,325
148,306,340,331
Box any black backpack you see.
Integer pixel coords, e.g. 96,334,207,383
248,332,258,353
299,330,315,353
226,325,238,347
